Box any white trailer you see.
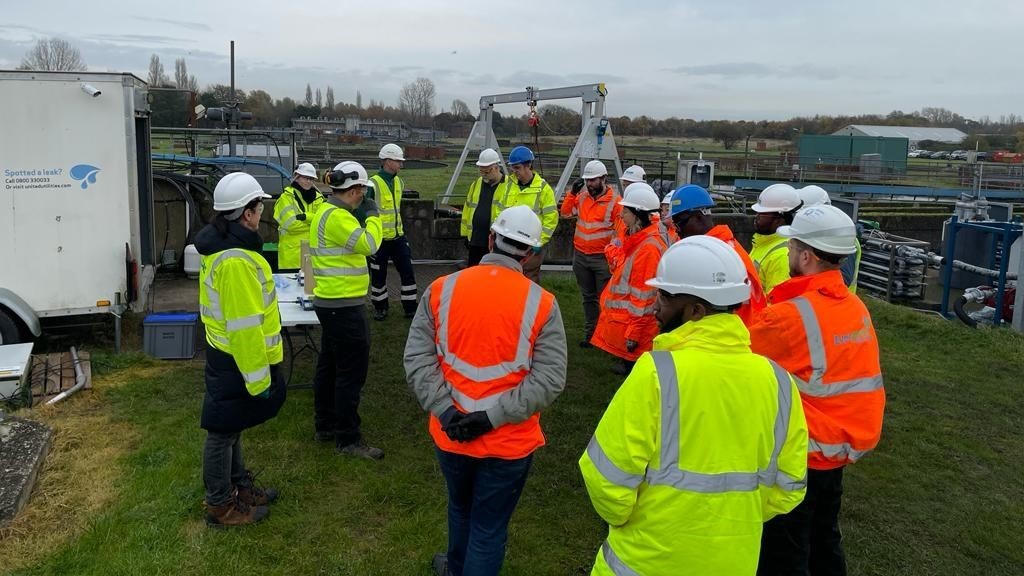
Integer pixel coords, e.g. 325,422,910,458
0,71,155,347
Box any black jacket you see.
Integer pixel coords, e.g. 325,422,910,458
195,220,287,433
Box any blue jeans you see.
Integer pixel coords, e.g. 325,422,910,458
435,449,533,576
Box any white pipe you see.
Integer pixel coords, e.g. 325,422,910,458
45,347,87,406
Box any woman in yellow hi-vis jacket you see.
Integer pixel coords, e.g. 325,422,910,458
196,172,287,528
579,236,808,575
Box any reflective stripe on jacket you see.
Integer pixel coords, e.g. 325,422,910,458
495,173,558,244
369,173,404,240
591,225,667,361
309,197,383,303
751,232,791,296
580,313,808,575
273,185,325,269
460,175,504,239
750,269,885,469
199,247,282,395
560,185,622,254
404,253,569,460
707,224,767,326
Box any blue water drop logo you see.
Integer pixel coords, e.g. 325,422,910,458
70,164,101,189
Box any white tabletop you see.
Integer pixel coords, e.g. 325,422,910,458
274,273,319,327
0,342,34,379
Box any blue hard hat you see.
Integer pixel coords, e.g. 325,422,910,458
670,184,715,216
508,145,535,165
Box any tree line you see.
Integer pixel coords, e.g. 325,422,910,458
16,38,1024,151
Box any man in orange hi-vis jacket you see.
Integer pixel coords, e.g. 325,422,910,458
749,204,885,576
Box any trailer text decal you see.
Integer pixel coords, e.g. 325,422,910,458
3,164,101,191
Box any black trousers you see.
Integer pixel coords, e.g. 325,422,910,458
369,236,418,314
758,467,846,576
313,305,370,447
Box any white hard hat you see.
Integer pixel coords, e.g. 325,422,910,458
379,143,405,161
294,162,317,179
476,148,501,167
646,235,751,306
798,185,831,207
326,161,369,190
661,190,674,206
621,165,646,183
777,205,858,255
582,160,608,179
752,183,801,213
619,182,661,212
213,172,271,212
490,205,543,253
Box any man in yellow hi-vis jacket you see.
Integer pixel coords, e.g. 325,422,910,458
579,235,808,575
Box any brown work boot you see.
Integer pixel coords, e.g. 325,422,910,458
235,470,278,506
205,493,269,528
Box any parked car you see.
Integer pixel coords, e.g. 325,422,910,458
909,150,929,158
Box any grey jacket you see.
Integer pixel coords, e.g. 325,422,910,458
403,253,568,428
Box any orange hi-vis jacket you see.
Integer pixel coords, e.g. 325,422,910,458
749,269,885,470
560,185,622,255
592,224,668,361
706,224,767,326
426,259,558,459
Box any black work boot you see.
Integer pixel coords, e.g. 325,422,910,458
373,308,387,321
337,439,384,460
314,430,334,443
431,553,449,576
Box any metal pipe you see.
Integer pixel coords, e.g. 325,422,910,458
45,347,88,406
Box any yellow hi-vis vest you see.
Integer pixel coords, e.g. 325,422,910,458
751,232,791,296
579,313,808,575
309,197,383,302
199,248,282,396
369,173,404,240
273,185,325,269
495,173,558,244
460,175,505,240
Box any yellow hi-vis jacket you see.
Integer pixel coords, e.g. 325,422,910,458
579,313,808,575
460,175,506,240
309,197,383,302
369,173,404,240
751,232,791,296
199,248,282,396
273,185,325,269
495,172,558,245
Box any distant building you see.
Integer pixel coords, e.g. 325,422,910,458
832,125,967,148
291,116,409,140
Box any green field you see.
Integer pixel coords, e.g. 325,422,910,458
2,278,1022,575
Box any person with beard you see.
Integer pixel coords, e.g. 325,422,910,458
750,183,803,295
560,159,622,347
273,162,324,271
670,184,766,326
579,235,808,575
750,205,885,576
460,148,507,267
195,172,287,527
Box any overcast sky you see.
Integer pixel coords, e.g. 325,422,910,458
2,0,1020,121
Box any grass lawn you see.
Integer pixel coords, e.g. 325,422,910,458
2,278,1023,575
